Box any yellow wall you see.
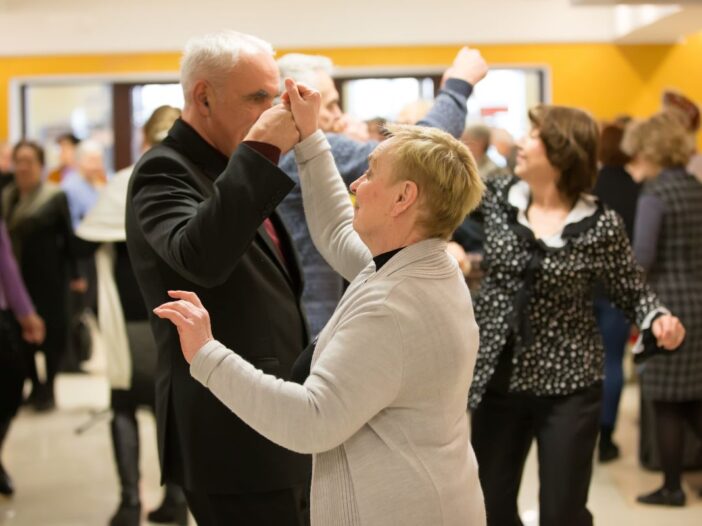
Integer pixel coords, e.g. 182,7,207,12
2,33,701,149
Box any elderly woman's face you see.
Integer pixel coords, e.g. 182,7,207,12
515,128,557,184
13,146,43,193
349,141,401,242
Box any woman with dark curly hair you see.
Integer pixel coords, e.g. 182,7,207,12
469,105,686,526
623,112,702,507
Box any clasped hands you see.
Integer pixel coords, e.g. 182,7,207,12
244,78,322,154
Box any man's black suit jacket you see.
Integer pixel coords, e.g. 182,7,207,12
125,119,310,493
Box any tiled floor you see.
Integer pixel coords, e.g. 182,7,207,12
1,374,701,525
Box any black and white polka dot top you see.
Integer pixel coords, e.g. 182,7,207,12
468,175,664,409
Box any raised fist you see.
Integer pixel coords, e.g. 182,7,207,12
443,47,488,87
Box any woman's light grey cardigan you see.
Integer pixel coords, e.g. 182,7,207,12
190,130,486,526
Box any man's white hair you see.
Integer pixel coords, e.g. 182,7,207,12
180,30,275,101
76,139,104,163
277,53,334,91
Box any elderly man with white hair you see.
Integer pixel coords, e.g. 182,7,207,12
277,49,487,335
61,139,107,228
125,30,310,525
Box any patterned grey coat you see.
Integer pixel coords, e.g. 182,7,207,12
469,175,665,409
635,168,702,401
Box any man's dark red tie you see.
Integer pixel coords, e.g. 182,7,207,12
263,217,288,271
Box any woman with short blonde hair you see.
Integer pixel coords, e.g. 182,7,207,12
383,124,484,238
622,112,693,172
622,112,702,507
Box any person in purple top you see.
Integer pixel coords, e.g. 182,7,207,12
0,216,45,497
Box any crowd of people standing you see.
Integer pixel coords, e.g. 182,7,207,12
0,29,700,526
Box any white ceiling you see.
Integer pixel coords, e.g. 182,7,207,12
573,1,700,4
0,0,701,56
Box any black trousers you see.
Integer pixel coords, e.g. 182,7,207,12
184,485,309,526
472,383,602,526
0,310,25,422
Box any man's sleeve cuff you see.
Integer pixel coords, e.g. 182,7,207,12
242,141,281,165
443,78,473,99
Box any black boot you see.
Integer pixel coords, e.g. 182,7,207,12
637,486,686,507
0,419,13,497
28,382,55,413
109,410,141,526
147,483,188,525
109,502,141,526
599,425,620,462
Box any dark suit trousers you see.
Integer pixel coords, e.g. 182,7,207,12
184,485,309,526
472,383,602,526
0,310,24,422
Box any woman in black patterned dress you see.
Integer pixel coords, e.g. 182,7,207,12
468,105,686,526
623,112,702,507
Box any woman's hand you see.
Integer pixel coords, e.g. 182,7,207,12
18,313,45,345
153,291,214,364
281,78,321,140
652,315,685,350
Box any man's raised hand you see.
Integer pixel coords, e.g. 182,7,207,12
244,104,300,154
443,47,488,87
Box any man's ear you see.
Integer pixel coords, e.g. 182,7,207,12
391,180,419,217
192,81,212,116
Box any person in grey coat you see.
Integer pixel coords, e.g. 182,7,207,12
623,112,702,507
154,80,488,526
277,47,487,335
